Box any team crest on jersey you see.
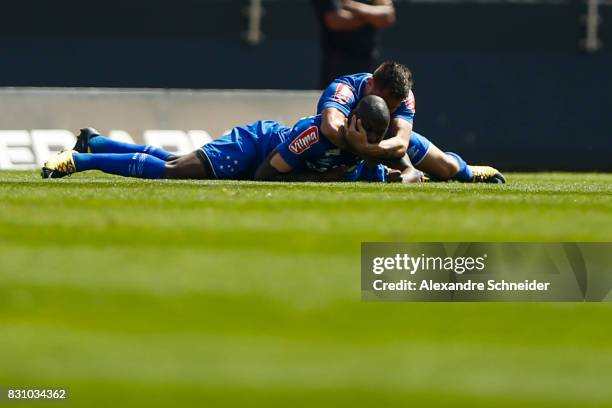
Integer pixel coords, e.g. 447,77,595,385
332,83,354,105
289,126,319,154
403,90,416,113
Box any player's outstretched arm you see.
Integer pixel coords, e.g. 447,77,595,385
254,150,346,182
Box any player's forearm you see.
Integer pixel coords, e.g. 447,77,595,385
359,119,411,159
383,152,422,183
324,127,352,152
378,136,408,157
381,154,413,171
348,136,406,161
342,0,395,28
323,10,367,32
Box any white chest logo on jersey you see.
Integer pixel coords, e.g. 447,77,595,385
289,126,319,155
324,148,341,157
333,83,354,105
403,90,416,113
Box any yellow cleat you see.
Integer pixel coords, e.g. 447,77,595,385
41,150,77,179
469,165,506,184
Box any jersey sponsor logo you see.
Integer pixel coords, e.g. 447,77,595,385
288,126,319,155
403,90,416,113
332,83,354,105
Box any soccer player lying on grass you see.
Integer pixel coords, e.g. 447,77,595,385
41,95,402,183
318,60,505,183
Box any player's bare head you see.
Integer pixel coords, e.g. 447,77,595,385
366,61,413,111
352,95,391,143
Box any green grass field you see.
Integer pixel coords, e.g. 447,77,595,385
1,171,611,407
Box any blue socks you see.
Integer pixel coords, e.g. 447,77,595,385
73,153,166,179
446,152,473,182
89,135,174,161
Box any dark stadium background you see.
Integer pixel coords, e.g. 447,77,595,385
0,0,610,170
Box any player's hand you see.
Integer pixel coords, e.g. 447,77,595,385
386,168,403,183
386,166,423,183
345,116,369,152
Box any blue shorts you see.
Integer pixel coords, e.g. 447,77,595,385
199,134,256,179
199,121,284,179
407,131,431,165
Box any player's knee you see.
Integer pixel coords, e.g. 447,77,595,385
163,159,191,177
164,154,208,179
165,158,182,168
163,161,179,178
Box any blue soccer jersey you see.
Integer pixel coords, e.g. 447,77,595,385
276,115,359,173
316,72,416,124
200,115,358,179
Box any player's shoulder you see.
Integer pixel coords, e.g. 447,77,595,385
286,115,323,155
291,115,323,139
332,72,371,89
293,114,321,129
322,74,370,109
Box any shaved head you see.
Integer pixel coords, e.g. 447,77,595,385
353,95,391,143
